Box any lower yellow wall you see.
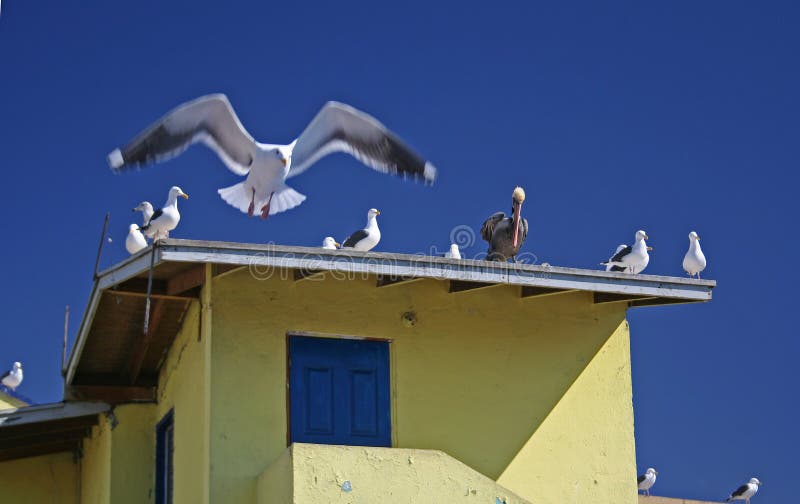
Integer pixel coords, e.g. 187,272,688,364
81,417,112,504
0,452,78,503
157,299,208,504
210,270,636,504
110,404,155,503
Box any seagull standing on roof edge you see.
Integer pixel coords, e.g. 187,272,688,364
322,237,340,250
342,209,381,251
726,478,761,503
481,187,528,262
140,186,189,241
683,231,707,278
444,243,461,259
1,362,23,391
133,201,155,238
601,230,652,274
107,94,437,219
637,468,658,496
126,224,148,254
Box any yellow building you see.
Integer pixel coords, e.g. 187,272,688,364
0,239,716,503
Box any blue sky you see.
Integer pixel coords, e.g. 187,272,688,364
1,1,796,501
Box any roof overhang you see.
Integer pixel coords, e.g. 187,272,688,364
65,239,715,400
0,402,109,461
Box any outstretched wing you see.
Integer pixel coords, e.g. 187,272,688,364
480,212,506,243
288,101,436,183
108,94,257,176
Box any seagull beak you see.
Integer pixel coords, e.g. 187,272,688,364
647,246,653,251
376,210,381,215
180,193,189,199
335,242,341,248
644,234,649,240
281,158,287,167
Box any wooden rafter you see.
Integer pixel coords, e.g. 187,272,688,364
127,299,167,384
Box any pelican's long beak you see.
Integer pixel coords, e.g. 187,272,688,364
512,201,522,249
180,193,189,199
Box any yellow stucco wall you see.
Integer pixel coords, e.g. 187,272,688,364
81,416,112,504
110,404,156,503
258,443,531,504
210,269,636,504
156,298,209,504
0,452,78,503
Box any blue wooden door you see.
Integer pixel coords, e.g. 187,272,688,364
289,336,391,447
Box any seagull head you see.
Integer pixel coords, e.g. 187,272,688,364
274,148,289,167
635,230,649,242
132,201,153,214
322,237,341,249
749,478,762,486
169,186,189,200
128,223,141,234
12,362,21,370
646,468,658,476
449,243,460,254
367,208,381,219
689,231,700,241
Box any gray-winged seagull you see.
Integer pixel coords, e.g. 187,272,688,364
683,231,707,278
601,230,651,274
342,209,381,251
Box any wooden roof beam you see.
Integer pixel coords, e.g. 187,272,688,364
521,286,579,299
127,299,167,384
376,275,425,288
449,280,504,294
64,385,156,404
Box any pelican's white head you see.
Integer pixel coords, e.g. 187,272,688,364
367,208,381,220
749,478,762,486
12,362,21,370
635,230,649,242
322,237,340,249
512,186,526,204
646,468,658,476
168,186,189,202
689,231,700,241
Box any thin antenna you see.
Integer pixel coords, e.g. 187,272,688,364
61,305,69,378
93,213,110,280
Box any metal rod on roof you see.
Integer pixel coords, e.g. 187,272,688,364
61,305,69,377
93,213,110,281
143,242,158,336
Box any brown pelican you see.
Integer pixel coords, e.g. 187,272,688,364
481,187,528,262
108,94,436,219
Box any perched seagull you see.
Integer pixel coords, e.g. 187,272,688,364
637,467,658,496
683,231,707,278
601,230,651,274
321,237,341,250
125,224,148,254
444,243,461,259
342,209,381,251
133,201,155,238
107,94,437,219
481,187,528,262
726,478,762,503
140,186,189,241
1,362,23,391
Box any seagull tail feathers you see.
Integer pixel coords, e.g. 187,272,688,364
269,185,306,215
108,149,125,171
217,182,253,214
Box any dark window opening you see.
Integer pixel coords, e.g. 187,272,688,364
155,409,174,504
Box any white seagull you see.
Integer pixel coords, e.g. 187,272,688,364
107,94,437,219
637,467,658,496
125,224,148,254
444,243,461,259
133,201,155,238
140,186,189,241
1,362,23,391
683,231,707,278
601,230,652,274
321,237,341,250
726,477,762,503
342,209,381,251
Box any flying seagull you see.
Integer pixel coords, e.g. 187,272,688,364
601,230,651,274
342,208,381,251
1,362,23,392
133,201,155,238
683,231,707,278
637,467,658,496
726,478,762,503
125,224,148,254
107,94,437,219
444,243,461,259
481,187,528,262
322,237,340,250
140,186,188,241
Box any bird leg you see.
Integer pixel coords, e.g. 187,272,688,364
260,191,275,220
248,188,255,217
